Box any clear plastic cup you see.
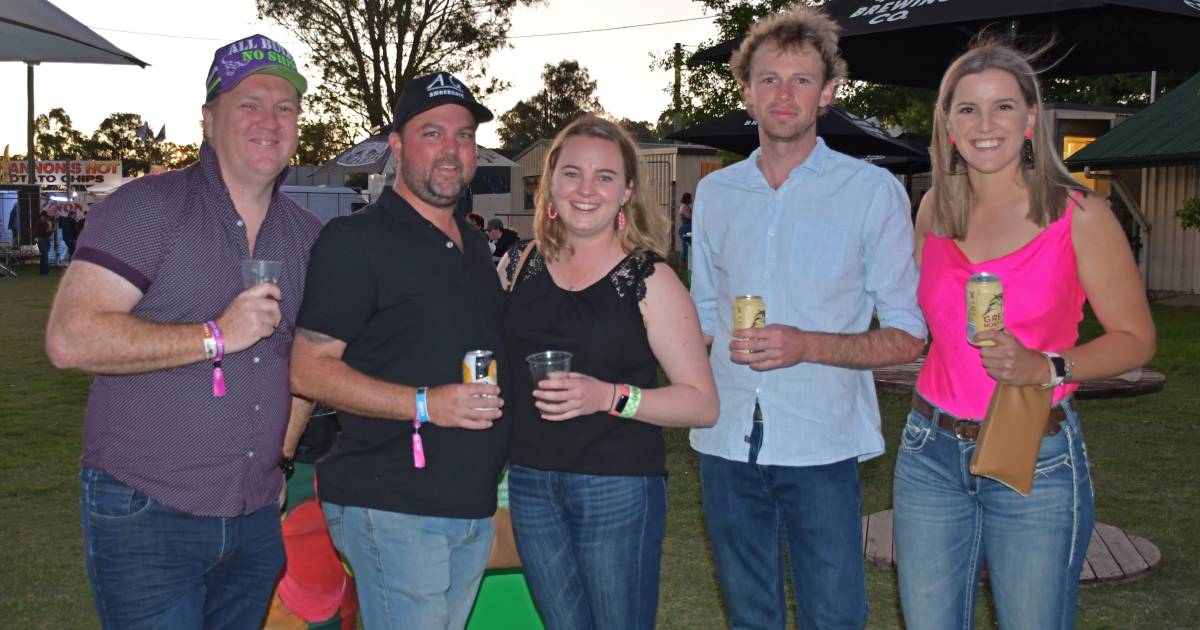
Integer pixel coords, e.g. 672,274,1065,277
241,259,282,288
526,351,572,385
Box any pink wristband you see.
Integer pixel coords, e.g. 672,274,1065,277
205,320,226,397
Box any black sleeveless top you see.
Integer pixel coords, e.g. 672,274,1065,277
503,240,666,476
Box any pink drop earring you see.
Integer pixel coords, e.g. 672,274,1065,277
547,202,557,220
617,208,627,231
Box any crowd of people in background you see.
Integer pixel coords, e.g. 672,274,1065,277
42,5,1157,630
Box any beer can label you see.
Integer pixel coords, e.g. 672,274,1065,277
966,274,1004,347
462,350,497,385
732,296,766,354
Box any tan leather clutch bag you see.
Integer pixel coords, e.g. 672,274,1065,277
970,383,1053,496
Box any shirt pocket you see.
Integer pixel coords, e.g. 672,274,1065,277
783,220,857,322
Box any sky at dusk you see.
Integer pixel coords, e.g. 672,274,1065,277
1,0,723,154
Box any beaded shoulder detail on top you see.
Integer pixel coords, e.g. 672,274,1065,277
610,251,663,304
505,239,545,285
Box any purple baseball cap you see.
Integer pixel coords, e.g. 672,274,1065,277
206,34,307,101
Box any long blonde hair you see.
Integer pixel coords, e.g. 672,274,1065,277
931,39,1086,239
533,114,668,261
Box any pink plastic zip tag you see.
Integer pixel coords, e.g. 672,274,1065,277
412,430,426,469
212,363,226,397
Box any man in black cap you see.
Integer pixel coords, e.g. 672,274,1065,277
290,72,509,630
486,217,519,262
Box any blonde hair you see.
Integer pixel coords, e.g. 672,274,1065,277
731,5,847,115
931,38,1087,239
533,114,668,261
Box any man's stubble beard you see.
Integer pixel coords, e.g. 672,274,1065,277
402,156,467,209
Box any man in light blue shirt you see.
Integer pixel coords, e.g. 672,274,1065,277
689,7,926,629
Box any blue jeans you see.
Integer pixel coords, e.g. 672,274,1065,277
79,467,284,629
700,420,868,630
507,464,666,630
893,396,1094,629
322,502,493,630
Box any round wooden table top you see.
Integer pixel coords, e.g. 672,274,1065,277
873,358,1166,400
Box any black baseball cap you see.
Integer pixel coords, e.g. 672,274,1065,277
393,72,494,133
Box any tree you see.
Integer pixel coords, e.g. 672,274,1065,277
295,95,356,165
652,0,799,130
497,60,604,151
662,1,1187,138
83,113,198,176
257,0,536,134
837,84,935,135
24,108,199,177
34,108,87,160
618,118,663,144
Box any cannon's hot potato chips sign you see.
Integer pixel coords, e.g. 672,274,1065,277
5,160,121,185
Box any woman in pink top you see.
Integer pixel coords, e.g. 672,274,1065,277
894,40,1156,630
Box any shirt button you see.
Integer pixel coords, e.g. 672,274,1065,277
248,450,255,458
252,356,261,364
235,220,244,227
253,404,261,412
446,241,453,248
768,230,775,236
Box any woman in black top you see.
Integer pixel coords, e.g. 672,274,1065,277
498,115,718,630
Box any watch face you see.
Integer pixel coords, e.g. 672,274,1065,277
1051,356,1068,378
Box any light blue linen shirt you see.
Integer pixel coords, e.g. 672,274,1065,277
688,138,926,466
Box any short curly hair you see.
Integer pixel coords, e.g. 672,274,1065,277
731,5,847,92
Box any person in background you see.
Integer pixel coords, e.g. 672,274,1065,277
498,114,718,630
60,210,80,264
893,39,1156,629
44,34,319,628
677,191,693,270
487,217,519,261
34,210,52,275
688,7,926,628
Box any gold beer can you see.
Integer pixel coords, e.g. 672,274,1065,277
966,273,1004,347
462,350,497,385
732,295,766,353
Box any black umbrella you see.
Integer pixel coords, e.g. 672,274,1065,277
690,0,1200,88
668,106,929,167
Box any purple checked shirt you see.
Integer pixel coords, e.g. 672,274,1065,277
73,143,322,517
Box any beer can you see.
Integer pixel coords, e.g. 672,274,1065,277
966,273,1004,347
732,295,766,353
462,350,497,385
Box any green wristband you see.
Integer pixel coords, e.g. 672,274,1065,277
620,385,642,419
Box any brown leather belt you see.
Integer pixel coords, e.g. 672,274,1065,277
911,395,1073,441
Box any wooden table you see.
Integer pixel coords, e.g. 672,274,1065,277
862,510,1161,585
867,359,1166,584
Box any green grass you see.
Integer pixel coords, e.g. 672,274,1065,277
2,267,1198,628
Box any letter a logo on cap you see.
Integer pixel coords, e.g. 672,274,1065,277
426,73,465,99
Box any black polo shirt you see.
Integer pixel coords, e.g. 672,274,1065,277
297,187,511,518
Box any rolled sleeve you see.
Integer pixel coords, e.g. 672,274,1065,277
73,181,170,292
863,176,926,340
689,185,718,337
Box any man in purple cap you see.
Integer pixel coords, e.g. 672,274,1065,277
46,34,322,628
290,72,507,630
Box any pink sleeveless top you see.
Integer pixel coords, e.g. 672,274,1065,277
916,195,1085,419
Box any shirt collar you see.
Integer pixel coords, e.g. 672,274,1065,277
376,186,423,224
197,142,293,199
744,136,831,189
